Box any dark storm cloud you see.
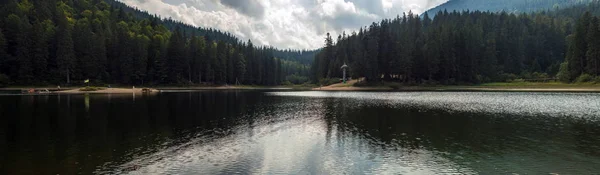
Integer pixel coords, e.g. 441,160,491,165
220,0,265,18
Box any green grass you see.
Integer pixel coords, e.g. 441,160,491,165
349,80,600,91
478,81,600,87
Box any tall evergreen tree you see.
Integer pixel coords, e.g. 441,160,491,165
586,17,600,75
0,28,7,76
569,12,592,80
31,20,54,82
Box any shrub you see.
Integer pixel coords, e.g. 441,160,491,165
531,72,549,79
498,73,518,82
285,74,310,85
0,74,9,87
519,72,533,80
575,74,593,83
557,62,570,83
281,81,293,86
594,77,600,84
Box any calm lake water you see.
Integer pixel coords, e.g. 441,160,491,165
1,91,600,174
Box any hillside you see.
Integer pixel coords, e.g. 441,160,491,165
312,1,600,85
105,0,316,65
0,0,312,86
425,0,594,16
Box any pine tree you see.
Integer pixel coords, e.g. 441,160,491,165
365,23,380,82
4,14,33,83
73,18,95,81
569,12,592,80
586,17,600,76
132,34,149,84
235,53,246,84
481,33,498,81
54,8,76,85
0,28,7,76
324,33,334,78
31,20,54,82
167,27,186,83
148,34,168,84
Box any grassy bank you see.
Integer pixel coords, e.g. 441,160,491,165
314,80,600,92
477,81,600,88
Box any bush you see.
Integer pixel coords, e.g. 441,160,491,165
531,72,549,79
285,74,310,85
79,87,106,91
519,72,533,80
0,74,9,87
498,73,518,82
576,74,594,83
557,62,570,83
594,77,600,84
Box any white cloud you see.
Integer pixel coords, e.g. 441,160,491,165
118,0,448,50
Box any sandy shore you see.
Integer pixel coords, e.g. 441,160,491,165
158,86,294,90
313,79,393,91
57,88,157,94
313,85,393,91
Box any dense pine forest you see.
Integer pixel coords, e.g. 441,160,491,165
425,0,594,16
311,1,600,85
0,0,314,87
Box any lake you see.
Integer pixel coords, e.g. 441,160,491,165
1,91,600,174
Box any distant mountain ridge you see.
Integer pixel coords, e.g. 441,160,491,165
425,0,594,16
106,0,316,64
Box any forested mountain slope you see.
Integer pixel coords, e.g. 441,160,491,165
425,0,593,16
312,1,600,84
0,0,312,86
105,0,316,65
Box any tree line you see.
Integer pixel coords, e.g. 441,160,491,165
312,1,600,84
562,11,600,82
0,0,312,87
426,0,594,17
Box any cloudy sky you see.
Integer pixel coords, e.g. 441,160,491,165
119,0,448,50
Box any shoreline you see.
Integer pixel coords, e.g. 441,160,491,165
311,85,600,92
56,88,158,94
2,85,600,93
311,79,600,92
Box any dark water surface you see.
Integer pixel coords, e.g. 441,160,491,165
1,91,600,174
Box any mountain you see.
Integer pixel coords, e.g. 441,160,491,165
105,0,316,64
0,0,312,86
312,0,600,85
425,0,594,16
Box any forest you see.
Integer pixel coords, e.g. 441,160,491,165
425,0,595,16
311,1,600,85
0,0,314,87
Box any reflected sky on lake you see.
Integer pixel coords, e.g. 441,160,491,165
2,91,600,174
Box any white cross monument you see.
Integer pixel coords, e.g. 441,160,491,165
341,63,349,84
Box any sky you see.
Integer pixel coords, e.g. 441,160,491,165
118,0,448,50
